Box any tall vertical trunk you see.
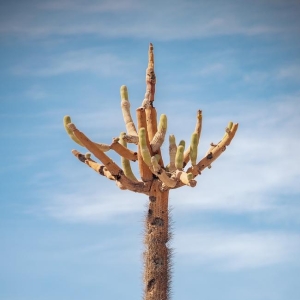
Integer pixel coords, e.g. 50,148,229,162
144,179,171,300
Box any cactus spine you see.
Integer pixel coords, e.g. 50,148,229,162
63,44,238,300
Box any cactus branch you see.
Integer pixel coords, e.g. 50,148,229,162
123,134,139,145
151,156,177,188
175,170,197,187
147,43,156,103
68,123,150,193
139,128,152,167
175,145,184,170
64,115,84,146
120,85,138,136
150,114,167,153
137,107,153,181
145,107,157,141
71,149,115,180
110,137,138,161
168,135,177,172
119,133,139,182
183,110,202,166
189,122,239,177
189,133,198,166
68,123,121,176
64,116,110,151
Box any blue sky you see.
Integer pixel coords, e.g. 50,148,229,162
1,0,300,299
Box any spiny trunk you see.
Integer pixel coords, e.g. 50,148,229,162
144,179,171,300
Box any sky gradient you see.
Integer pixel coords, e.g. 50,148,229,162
1,1,300,300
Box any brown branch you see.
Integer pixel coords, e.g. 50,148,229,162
123,134,139,145
174,170,197,187
172,122,239,189
68,123,150,194
189,123,239,177
145,107,157,144
151,156,177,188
71,149,115,180
110,137,138,161
68,123,121,175
142,43,156,107
168,135,177,172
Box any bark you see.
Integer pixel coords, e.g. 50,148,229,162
144,179,171,300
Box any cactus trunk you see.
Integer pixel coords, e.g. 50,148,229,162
144,180,171,300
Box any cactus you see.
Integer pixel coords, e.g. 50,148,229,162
63,44,238,300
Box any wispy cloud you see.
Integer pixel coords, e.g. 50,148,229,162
39,0,140,13
12,48,131,77
277,65,300,80
42,188,145,223
1,0,297,40
24,85,47,100
175,229,300,270
197,63,226,77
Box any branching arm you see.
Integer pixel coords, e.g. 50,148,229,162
123,134,139,145
142,43,156,108
110,137,138,161
64,115,110,151
175,170,197,187
68,123,150,194
189,122,239,176
151,156,177,188
183,110,202,167
137,108,153,181
150,114,167,153
168,135,177,172
120,85,138,136
119,132,139,182
71,150,115,180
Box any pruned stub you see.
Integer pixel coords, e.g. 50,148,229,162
144,180,170,300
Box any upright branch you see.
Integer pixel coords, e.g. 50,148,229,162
121,85,138,137
183,110,202,167
137,107,154,182
142,43,156,108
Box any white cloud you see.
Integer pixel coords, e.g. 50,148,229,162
175,229,300,270
1,0,296,40
197,63,226,77
39,0,140,13
24,85,47,100
277,65,300,81
43,187,145,223
12,49,131,77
